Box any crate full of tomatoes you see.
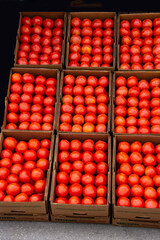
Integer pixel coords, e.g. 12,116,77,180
57,70,111,133
0,131,54,216
66,12,116,70
2,68,59,132
14,12,67,69
50,133,111,224
112,134,160,223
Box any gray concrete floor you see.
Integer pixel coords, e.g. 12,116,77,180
0,222,159,240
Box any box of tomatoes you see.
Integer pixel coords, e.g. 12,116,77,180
1,67,60,133
14,12,67,69
0,130,54,216
56,70,112,134
65,12,116,70
117,12,160,70
112,134,160,223
49,133,111,223
112,71,160,135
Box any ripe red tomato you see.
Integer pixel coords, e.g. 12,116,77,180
21,183,34,196
55,197,67,204
84,162,96,175
117,197,130,207
31,168,44,181
116,184,130,198
116,173,127,185
6,183,20,196
131,197,144,208
68,196,81,204
131,184,144,197
69,183,82,197
59,162,72,174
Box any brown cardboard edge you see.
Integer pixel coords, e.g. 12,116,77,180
112,70,160,134
58,69,111,133
112,217,160,229
15,12,67,69
0,213,49,222
49,133,111,218
66,12,116,70
112,134,160,221
51,215,110,224
0,131,54,215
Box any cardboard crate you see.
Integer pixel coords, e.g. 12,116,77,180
14,12,67,69
51,215,110,224
0,213,49,222
0,131,54,215
57,69,112,134
117,12,160,70
1,67,60,133
112,218,160,229
112,134,160,222
50,133,111,224
112,70,160,135
66,12,116,71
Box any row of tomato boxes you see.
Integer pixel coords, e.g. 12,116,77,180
14,12,160,70
0,130,160,224
2,67,160,135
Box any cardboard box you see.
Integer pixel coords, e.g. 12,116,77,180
0,131,54,215
112,218,160,229
1,67,60,133
0,213,49,222
57,69,112,133
112,134,160,222
112,70,160,135
50,133,111,224
117,12,160,70
66,12,116,71
14,12,67,69
51,215,110,224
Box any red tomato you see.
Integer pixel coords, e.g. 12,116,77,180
34,179,46,193
131,197,144,208
24,161,36,172
10,164,23,175
84,162,96,175
116,184,130,198
144,199,158,208
68,196,81,204
59,162,72,174
117,197,130,206
58,151,69,163
69,183,82,197
69,171,82,184
19,170,31,183
29,194,42,202
82,196,94,205
6,183,20,196
31,168,44,181
94,151,107,163
3,137,17,151
21,183,34,196
55,197,67,204
128,174,140,187
95,174,107,187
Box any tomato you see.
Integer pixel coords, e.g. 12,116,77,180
145,199,158,208
131,197,144,208
37,159,49,171
120,163,132,176
59,162,72,174
82,196,94,205
132,164,145,176
130,152,142,164
6,183,20,196
59,123,72,132
116,152,129,164
144,187,157,200
23,150,37,162
73,115,84,125
116,184,130,198
72,161,84,173
6,123,17,130
118,142,130,153
116,173,127,185
69,171,82,184
34,179,46,193
0,158,12,169
94,151,107,163
117,197,130,206
84,162,96,175
29,194,42,202
95,197,107,205
143,154,156,166
69,183,82,197
0,180,7,191
31,168,44,181
83,123,95,132
97,162,108,175
55,197,67,204
29,123,42,130
68,196,81,204
3,195,14,202
28,139,40,151
95,174,107,187
128,174,140,187
83,184,96,198
145,166,157,178
58,151,69,163
131,184,144,197
3,137,17,151
24,161,36,172
0,167,9,180
153,175,160,187
10,164,23,175
37,148,49,159
140,176,153,188
0,191,5,201
19,170,31,183
21,183,34,196
81,151,93,164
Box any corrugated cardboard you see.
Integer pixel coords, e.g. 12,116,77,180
14,12,67,69
112,134,160,221
50,133,111,223
57,69,112,134
112,218,160,229
112,70,160,135
66,12,116,71
0,213,49,222
1,67,60,132
117,12,160,71
0,131,54,215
